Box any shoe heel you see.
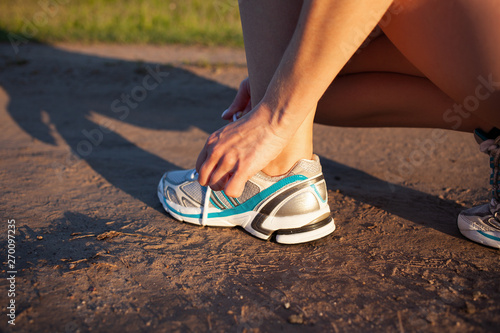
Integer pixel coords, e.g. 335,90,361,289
274,214,335,244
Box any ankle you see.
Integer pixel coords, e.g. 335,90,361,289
261,152,314,177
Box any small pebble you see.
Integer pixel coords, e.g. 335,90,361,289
288,314,304,325
472,291,483,301
465,302,476,314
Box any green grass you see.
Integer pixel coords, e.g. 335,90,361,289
0,0,243,47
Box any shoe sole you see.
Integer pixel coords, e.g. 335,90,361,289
457,215,500,249
158,178,335,244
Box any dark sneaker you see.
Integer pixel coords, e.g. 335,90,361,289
458,129,500,248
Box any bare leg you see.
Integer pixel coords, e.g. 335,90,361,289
317,36,492,132
315,1,500,132
239,0,309,176
381,0,500,130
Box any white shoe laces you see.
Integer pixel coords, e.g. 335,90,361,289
202,186,211,226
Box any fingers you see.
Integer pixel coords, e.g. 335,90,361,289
208,170,232,192
196,129,235,190
196,138,248,197
196,104,281,199
224,169,249,198
196,137,219,186
199,160,248,198
197,153,217,187
222,78,251,120
198,155,243,195
195,142,208,175
205,155,235,191
243,99,252,114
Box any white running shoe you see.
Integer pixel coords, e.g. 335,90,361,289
158,155,335,244
458,129,500,249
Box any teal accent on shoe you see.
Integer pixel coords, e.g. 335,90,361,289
475,129,488,141
310,184,326,203
478,230,500,242
211,194,228,209
209,175,307,218
234,197,241,205
164,175,308,220
221,191,236,208
209,197,224,210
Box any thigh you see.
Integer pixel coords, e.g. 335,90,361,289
380,0,500,121
339,34,423,77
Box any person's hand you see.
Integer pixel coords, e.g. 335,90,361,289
196,104,290,198
221,77,252,122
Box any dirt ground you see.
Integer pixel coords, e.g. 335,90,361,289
0,42,499,333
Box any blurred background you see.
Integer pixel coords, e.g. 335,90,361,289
0,0,243,47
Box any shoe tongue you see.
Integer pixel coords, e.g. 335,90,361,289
490,198,500,214
288,154,321,178
475,127,500,144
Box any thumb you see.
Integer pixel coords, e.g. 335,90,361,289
222,78,251,120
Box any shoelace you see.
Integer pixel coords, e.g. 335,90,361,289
479,137,500,229
202,187,211,226
188,170,211,226
480,137,500,201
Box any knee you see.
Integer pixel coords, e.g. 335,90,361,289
474,74,500,109
378,0,417,28
462,74,500,127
